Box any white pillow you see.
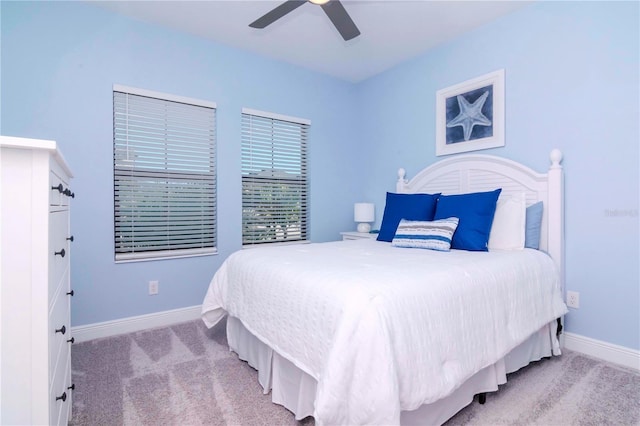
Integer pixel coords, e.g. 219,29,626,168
488,192,526,250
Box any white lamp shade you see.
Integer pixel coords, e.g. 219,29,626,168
354,203,375,222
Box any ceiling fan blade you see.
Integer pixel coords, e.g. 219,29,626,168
249,0,306,29
321,0,360,41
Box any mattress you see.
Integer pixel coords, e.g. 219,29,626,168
202,239,567,425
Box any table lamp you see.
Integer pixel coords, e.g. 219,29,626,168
354,202,375,233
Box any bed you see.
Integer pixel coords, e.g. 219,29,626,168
202,150,568,425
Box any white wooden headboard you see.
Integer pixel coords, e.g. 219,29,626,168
396,150,564,289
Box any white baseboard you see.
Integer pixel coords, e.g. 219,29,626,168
564,332,640,371
71,305,202,343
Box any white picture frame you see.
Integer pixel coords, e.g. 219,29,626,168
436,69,505,156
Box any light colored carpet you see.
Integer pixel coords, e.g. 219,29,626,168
70,318,640,425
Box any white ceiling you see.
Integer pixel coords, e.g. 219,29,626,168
92,0,533,82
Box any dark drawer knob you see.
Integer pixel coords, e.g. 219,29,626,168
54,248,66,258
66,236,74,242
51,183,63,193
68,384,75,391
67,290,74,297
67,337,75,344
55,325,66,335
56,392,67,402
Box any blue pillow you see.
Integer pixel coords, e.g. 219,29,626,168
377,192,441,242
433,189,502,251
525,201,544,249
392,217,460,251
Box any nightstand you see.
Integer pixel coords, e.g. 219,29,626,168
340,231,378,241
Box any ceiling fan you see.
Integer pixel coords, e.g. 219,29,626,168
249,0,361,41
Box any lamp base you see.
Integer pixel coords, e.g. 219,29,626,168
357,223,371,233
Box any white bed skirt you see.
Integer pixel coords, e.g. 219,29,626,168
226,315,560,426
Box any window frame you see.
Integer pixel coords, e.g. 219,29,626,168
241,107,310,247
113,84,217,263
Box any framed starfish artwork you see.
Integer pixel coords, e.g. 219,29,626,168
435,69,505,156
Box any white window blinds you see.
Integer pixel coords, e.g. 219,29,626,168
241,108,310,246
113,86,217,261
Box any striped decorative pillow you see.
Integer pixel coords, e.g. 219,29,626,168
391,217,460,251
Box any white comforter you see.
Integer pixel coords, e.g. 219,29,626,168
202,239,567,425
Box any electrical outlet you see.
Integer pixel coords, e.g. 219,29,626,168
566,290,579,309
148,280,159,295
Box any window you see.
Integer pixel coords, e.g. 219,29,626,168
113,85,217,261
241,108,310,246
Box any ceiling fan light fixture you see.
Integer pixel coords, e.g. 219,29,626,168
250,0,360,41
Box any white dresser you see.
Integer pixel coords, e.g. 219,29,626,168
0,136,74,425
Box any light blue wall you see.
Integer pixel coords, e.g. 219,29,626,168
1,1,362,326
2,1,638,351
356,1,639,350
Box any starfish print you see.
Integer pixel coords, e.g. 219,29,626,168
446,91,492,141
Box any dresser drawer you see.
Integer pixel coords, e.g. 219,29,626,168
49,156,72,209
49,267,71,382
49,210,70,301
49,170,68,207
50,351,72,426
